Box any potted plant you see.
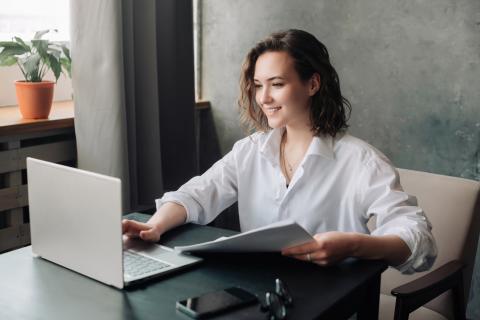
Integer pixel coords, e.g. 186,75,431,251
0,30,71,119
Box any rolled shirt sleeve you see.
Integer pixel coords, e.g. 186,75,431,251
358,156,438,274
156,147,238,225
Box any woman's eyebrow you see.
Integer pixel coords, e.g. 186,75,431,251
254,76,285,82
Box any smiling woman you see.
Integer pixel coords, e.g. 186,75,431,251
123,29,437,275
0,0,71,107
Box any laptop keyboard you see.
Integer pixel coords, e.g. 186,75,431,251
123,251,171,277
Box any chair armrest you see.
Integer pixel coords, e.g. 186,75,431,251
392,260,464,298
391,260,466,319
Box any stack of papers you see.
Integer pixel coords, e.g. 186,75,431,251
175,220,314,253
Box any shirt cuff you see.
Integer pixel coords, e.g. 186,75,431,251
371,226,437,274
155,191,204,224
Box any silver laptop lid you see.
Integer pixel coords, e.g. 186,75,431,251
27,157,124,289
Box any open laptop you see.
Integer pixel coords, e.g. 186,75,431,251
26,157,202,289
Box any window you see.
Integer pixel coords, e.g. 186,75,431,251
0,0,70,41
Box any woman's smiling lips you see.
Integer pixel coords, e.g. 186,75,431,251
265,106,282,115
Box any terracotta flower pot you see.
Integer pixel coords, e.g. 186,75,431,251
15,80,55,119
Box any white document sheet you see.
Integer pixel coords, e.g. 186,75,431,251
175,220,314,253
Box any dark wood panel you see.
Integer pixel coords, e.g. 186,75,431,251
0,140,76,174
0,184,28,212
0,224,30,252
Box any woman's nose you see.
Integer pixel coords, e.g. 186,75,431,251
259,87,273,105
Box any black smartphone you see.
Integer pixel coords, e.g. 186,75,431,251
176,287,258,319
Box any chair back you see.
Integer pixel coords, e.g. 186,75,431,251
374,168,480,318
466,234,480,320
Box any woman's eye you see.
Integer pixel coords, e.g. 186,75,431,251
254,84,262,89
272,83,284,87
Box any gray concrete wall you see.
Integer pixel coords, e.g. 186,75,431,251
201,0,480,180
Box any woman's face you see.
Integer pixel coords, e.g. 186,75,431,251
254,51,318,130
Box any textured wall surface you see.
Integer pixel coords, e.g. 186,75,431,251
201,0,480,180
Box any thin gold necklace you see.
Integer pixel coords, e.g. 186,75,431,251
281,132,294,180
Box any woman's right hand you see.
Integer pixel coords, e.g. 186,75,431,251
122,202,187,243
122,219,162,242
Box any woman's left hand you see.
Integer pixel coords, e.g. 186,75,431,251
281,231,359,266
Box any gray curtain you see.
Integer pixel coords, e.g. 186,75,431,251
70,0,196,212
70,0,130,208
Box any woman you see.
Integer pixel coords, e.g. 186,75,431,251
123,29,437,273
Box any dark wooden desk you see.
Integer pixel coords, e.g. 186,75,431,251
0,224,387,320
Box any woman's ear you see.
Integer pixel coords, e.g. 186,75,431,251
309,73,321,96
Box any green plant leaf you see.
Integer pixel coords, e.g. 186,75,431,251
0,55,17,66
33,30,50,40
32,40,50,78
13,37,30,51
61,45,71,61
21,53,41,78
0,41,21,48
31,39,48,55
0,46,28,65
0,42,28,54
47,47,61,59
48,53,62,81
60,57,71,77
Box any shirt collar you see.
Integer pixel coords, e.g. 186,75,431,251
307,133,335,160
259,128,335,166
259,128,284,166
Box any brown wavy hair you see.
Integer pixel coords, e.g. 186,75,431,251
238,29,351,137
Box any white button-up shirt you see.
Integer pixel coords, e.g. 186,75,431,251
157,128,437,273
